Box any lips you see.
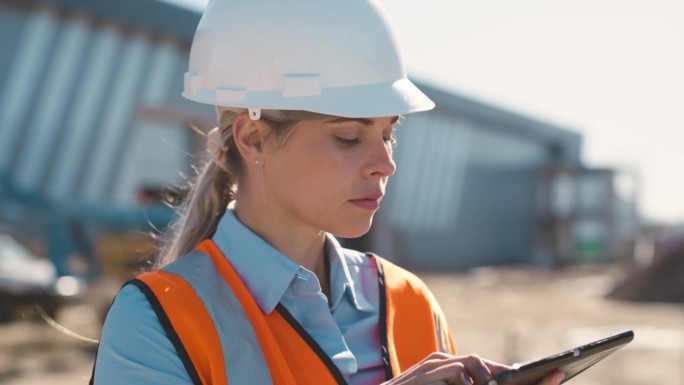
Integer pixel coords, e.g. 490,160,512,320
349,193,383,210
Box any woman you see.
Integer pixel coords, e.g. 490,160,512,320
92,1,564,384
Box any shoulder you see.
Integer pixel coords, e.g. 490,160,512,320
375,254,433,294
95,282,191,384
102,283,159,324
342,248,434,300
98,282,169,348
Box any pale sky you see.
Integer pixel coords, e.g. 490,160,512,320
166,0,684,224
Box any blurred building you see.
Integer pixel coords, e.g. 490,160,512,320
535,166,639,267
0,0,638,273
0,0,210,277
358,86,585,269
0,0,210,211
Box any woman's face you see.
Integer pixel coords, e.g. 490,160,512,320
260,115,398,238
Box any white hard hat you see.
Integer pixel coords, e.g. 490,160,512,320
183,0,435,119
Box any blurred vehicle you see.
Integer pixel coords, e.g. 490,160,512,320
0,234,86,322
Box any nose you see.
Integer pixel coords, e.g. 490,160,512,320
364,140,397,179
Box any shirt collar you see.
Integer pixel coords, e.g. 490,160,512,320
211,206,374,314
327,236,375,313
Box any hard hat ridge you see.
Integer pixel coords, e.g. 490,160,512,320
183,0,435,118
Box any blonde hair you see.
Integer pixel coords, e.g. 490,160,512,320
155,108,328,268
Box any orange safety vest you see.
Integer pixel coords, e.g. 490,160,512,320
99,239,455,384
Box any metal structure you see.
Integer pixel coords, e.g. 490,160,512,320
0,0,209,277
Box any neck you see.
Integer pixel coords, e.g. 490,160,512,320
232,195,328,281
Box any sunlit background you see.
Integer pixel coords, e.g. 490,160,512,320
171,0,684,225
0,0,682,384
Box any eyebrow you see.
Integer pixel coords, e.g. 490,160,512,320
326,116,400,126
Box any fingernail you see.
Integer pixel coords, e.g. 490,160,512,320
555,371,566,382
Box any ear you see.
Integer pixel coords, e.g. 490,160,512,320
232,112,269,165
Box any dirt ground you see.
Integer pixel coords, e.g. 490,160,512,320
0,263,682,384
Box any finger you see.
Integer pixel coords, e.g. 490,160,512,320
456,355,498,385
418,352,453,364
422,362,471,385
457,371,473,385
480,358,510,376
539,370,565,385
386,357,467,385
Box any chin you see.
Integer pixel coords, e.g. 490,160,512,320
329,218,374,239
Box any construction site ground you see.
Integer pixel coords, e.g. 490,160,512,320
1,263,682,385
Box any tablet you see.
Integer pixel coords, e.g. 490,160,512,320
480,330,634,385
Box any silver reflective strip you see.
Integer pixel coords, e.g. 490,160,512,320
165,251,273,385
433,311,451,354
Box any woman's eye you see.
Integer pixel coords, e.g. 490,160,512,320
384,136,397,147
335,137,360,146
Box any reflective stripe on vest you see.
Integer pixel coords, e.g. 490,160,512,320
137,249,272,385
134,239,456,384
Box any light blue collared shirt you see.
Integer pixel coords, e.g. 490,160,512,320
94,209,386,385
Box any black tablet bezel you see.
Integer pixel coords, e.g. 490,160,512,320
481,330,634,385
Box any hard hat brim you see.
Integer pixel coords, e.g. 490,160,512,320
183,78,435,118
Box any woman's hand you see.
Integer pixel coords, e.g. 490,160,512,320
381,352,565,385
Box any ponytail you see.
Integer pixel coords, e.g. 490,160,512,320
155,108,325,268
155,109,242,268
